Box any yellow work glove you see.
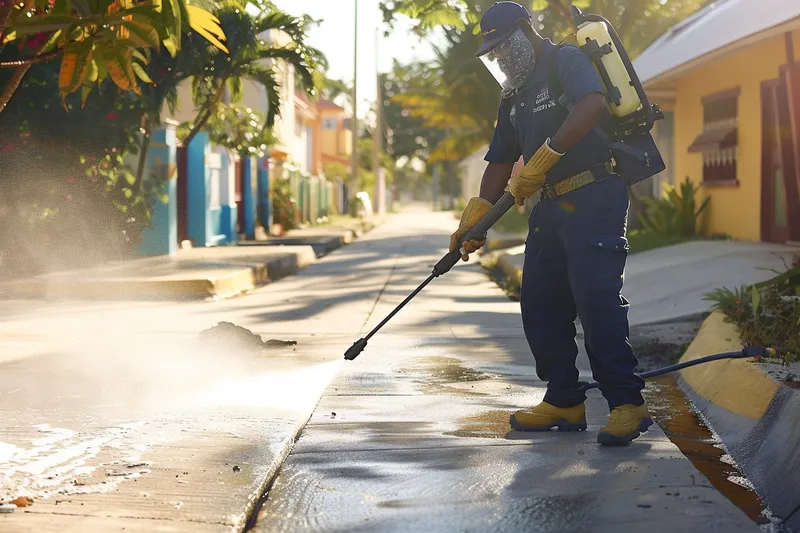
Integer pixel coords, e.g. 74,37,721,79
508,138,564,206
450,197,493,262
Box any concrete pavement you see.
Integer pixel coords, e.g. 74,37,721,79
0,212,400,532
0,208,767,532
250,209,758,533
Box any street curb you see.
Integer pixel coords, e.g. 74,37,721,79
495,252,523,288
0,248,317,300
0,217,386,301
240,231,357,258
677,310,800,529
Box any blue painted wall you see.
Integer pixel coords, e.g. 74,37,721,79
241,156,256,240
257,157,271,234
186,134,229,246
186,132,209,246
220,150,238,242
137,125,178,256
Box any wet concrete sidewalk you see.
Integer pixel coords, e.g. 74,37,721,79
0,211,406,532
251,212,760,532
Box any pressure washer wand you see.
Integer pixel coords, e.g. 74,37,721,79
344,192,517,361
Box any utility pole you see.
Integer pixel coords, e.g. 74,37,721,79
372,28,383,214
432,162,439,211
349,0,359,212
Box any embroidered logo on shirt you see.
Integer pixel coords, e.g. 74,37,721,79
510,105,517,129
535,87,550,105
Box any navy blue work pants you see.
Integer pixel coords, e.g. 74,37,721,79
520,175,644,410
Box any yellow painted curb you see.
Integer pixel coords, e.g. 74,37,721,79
679,310,780,420
496,254,523,287
3,270,257,299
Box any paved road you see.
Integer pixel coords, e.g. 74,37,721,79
251,209,758,533
0,207,761,532
0,214,404,532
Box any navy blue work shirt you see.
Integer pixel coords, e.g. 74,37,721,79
484,38,612,184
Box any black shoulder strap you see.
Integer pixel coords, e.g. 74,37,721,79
547,43,567,104
548,43,651,164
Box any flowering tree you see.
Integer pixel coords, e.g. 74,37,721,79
0,0,228,114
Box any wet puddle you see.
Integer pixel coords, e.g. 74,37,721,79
643,375,774,526
443,410,511,439
396,356,496,396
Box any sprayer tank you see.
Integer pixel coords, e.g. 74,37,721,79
576,20,642,118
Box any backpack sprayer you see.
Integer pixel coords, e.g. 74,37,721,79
343,7,775,371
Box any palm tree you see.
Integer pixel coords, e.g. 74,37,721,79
181,6,325,146
128,4,324,188
391,11,498,163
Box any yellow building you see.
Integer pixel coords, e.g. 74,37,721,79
314,99,353,171
635,0,800,243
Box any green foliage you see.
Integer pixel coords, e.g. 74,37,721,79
271,177,297,232
323,162,349,181
203,104,277,157
0,56,160,277
703,285,752,316
4,0,227,103
181,5,324,145
381,0,711,58
379,0,712,169
380,0,476,35
638,177,710,236
754,255,800,297
381,64,445,162
384,3,500,164
704,256,800,366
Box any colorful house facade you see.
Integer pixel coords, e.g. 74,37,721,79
635,0,800,243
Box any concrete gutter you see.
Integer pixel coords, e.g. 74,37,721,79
677,311,800,530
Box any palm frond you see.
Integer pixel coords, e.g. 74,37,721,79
240,63,280,127
255,11,303,39
228,76,242,102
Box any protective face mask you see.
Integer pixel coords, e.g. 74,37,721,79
479,28,536,98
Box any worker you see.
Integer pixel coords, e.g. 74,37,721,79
450,1,652,445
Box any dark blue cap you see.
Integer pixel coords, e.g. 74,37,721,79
476,2,532,57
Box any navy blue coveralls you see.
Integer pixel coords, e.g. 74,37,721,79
485,38,645,410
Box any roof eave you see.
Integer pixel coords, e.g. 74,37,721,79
642,17,800,90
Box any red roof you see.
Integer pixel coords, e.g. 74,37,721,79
317,99,344,111
322,153,350,166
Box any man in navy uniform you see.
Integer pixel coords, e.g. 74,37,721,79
450,1,652,445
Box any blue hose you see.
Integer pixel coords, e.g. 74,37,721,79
579,346,774,393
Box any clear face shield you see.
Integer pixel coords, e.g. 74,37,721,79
478,27,536,97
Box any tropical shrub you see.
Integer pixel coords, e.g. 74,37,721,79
638,177,710,236
271,177,297,233
704,255,800,365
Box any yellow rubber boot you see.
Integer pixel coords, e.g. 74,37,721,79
597,404,653,446
509,401,587,432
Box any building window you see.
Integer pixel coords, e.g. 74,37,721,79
688,88,739,185
322,118,337,130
